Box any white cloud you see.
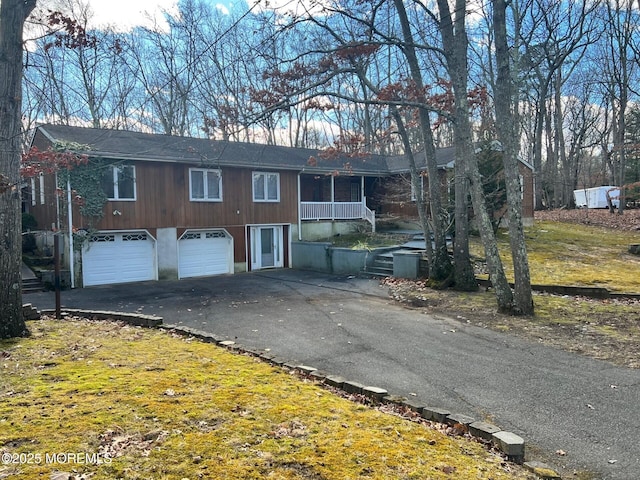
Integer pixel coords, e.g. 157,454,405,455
29,0,180,32
84,0,179,31
216,3,230,15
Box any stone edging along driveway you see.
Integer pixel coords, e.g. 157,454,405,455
36,306,562,480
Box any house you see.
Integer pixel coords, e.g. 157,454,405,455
26,124,534,287
27,124,386,287
383,144,535,228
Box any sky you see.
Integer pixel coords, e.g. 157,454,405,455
46,0,232,32
83,0,180,31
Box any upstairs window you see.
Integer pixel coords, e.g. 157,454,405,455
253,172,280,202
190,168,222,202
102,165,136,200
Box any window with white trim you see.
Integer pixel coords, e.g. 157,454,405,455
39,174,45,205
189,168,222,202
30,178,36,206
101,165,136,200
253,172,280,202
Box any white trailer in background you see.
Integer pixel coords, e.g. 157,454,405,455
573,186,620,209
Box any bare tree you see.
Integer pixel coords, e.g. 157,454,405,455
395,0,513,308
23,2,134,130
597,0,639,213
519,0,597,210
492,0,533,315
389,0,452,282
123,8,200,136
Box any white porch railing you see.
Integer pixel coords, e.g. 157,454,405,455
300,200,376,231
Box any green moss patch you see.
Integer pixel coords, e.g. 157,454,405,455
470,221,640,293
0,318,533,480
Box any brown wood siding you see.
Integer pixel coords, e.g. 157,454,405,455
27,173,59,231
67,162,297,265
86,164,298,231
377,173,433,218
27,131,70,230
226,225,246,264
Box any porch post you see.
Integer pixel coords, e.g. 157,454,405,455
67,178,75,288
331,175,335,220
297,173,302,240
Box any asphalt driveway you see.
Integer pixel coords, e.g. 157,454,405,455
25,269,640,480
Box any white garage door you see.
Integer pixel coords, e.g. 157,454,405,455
82,231,157,286
178,229,233,279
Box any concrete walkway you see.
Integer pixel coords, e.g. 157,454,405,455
21,262,37,280
25,269,640,480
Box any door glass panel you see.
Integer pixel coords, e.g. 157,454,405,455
260,228,274,267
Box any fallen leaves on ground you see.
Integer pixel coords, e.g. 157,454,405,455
535,208,640,231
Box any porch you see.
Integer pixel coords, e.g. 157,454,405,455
298,173,378,235
300,200,376,231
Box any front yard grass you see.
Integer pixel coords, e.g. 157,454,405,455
472,221,640,293
0,318,533,480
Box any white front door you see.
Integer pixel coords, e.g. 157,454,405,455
251,226,283,270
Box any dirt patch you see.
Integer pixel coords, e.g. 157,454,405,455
383,278,640,369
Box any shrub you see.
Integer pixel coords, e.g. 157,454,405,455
22,212,37,232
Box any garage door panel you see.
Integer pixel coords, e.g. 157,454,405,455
82,232,156,286
178,230,232,279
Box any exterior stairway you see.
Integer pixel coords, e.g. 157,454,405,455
21,263,46,294
22,277,46,294
363,250,395,277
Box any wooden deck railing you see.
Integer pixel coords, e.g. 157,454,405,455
300,200,376,231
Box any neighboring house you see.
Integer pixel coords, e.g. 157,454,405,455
26,124,534,287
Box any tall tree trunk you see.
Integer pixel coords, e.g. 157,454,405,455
435,0,477,291
554,72,570,206
493,0,534,315
390,108,434,268
0,0,36,339
393,0,452,282
532,83,548,210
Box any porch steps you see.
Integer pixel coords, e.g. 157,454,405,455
363,251,395,277
21,263,46,294
22,277,46,294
